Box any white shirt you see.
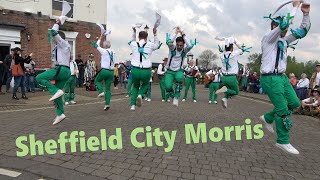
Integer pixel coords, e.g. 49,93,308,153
166,34,193,71
220,50,242,75
206,70,221,82
129,33,160,68
51,24,72,67
303,97,319,107
157,64,166,75
297,78,310,88
96,40,115,70
260,15,310,74
184,65,199,78
69,60,79,76
315,72,320,87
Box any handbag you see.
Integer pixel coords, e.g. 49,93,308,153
12,57,24,77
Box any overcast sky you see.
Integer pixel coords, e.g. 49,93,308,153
107,0,320,65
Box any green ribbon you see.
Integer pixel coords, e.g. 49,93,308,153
48,29,58,44
90,40,98,49
138,47,147,59
166,33,173,46
263,13,294,31
224,57,231,69
241,44,252,53
287,40,299,51
278,41,285,60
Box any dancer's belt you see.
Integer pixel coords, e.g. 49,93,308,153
132,66,151,70
54,65,69,79
261,73,285,76
222,74,236,76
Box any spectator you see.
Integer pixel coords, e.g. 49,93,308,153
84,53,97,88
247,72,260,93
75,55,85,87
241,65,250,92
4,49,14,93
296,87,320,117
24,58,36,93
0,53,5,94
296,73,310,100
118,62,126,89
289,73,298,87
113,63,119,89
11,47,33,100
310,64,320,89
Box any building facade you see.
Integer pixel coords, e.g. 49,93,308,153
0,0,107,67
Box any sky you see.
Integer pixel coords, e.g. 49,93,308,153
107,0,320,66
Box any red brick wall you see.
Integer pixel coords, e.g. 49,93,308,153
0,10,101,67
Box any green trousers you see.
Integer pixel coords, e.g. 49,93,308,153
159,77,166,100
36,66,70,116
209,82,220,101
221,75,239,99
64,75,76,102
127,79,133,96
131,68,151,105
146,82,152,99
183,77,197,100
95,69,114,106
261,75,300,144
165,69,184,99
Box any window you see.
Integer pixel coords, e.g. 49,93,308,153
52,0,74,18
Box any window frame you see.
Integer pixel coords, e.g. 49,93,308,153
51,0,76,22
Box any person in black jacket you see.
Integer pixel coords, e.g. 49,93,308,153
12,47,33,100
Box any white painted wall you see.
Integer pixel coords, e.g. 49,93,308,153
1,0,107,24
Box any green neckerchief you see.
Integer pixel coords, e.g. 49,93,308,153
90,40,98,48
48,29,58,44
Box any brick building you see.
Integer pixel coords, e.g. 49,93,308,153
0,0,107,67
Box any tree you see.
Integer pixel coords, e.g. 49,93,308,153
198,50,218,69
247,53,262,74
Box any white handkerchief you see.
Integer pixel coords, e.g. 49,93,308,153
154,12,161,29
96,23,106,34
59,1,72,25
105,29,112,36
215,36,226,41
132,23,143,28
59,16,68,25
62,1,72,16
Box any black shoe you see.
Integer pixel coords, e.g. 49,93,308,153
12,95,19,100
21,95,28,100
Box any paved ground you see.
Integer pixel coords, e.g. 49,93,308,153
0,85,320,180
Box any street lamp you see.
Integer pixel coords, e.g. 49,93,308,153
144,25,149,32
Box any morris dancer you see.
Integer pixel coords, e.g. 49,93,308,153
157,58,168,102
206,64,222,104
64,59,79,105
36,19,71,125
165,27,194,106
215,37,249,108
91,32,115,111
128,27,160,111
182,59,200,103
259,1,311,154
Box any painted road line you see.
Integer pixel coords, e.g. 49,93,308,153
0,168,21,177
0,98,128,113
